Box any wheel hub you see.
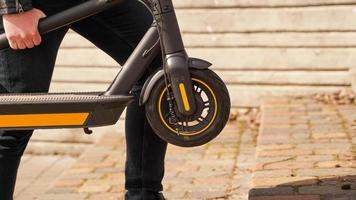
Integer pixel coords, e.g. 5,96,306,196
175,92,205,122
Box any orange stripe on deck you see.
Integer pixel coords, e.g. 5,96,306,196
0,113,89,128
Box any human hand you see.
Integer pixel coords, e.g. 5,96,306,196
3,8,46,49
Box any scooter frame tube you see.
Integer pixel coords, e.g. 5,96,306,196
0,0,196,114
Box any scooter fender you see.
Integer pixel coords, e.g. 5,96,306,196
139,57,212,106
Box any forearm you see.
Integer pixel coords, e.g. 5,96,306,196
0,0,32,15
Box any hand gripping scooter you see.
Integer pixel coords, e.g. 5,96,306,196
0,0,231,147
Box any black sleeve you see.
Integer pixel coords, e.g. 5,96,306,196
0,0,33,15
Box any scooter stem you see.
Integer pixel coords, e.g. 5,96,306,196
153,0,197,115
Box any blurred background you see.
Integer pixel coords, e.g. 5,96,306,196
16,0,356,199
28,0,355,147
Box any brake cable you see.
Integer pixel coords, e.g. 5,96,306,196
139,0,180,132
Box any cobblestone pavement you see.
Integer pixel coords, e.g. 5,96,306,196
14,121,256,200
250,97,356,200
15,155,76,200
16,96,356,200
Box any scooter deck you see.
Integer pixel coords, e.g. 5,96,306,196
0,92,133,130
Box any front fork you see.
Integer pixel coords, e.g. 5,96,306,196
153,0,197,115
165,52,197,116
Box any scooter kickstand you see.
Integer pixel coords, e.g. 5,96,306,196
84,128,93,135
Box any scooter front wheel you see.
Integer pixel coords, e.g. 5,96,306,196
145,69,231,147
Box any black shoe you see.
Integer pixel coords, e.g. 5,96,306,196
125,189,142,200
159,193,166,200
155,192,165,200
143,190,166,200
125,190,166,200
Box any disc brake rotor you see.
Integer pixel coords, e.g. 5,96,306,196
160,79,217,136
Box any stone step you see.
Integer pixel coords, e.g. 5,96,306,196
175,6,356,33
49,81,349,108
62,32,356,48
250,97,356,199
50,65,351,107
64,4,356,33
350,68,356,93
56,47,352,70
52,66,351,86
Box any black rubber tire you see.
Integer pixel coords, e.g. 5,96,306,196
145,69,231,147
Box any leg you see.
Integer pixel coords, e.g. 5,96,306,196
0,130,32,200
124,83,167,200
0,5,69,198
70,0,167,198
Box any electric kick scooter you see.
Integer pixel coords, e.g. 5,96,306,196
0,0,231,147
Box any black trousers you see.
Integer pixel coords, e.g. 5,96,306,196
0,0,167,199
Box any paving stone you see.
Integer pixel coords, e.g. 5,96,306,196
253,169,293,178
249,186,295,196
331,138,350,143
252,97,356,199
84,179,123,187
263,161,315,170
15,156,76,199
38,193,88,200
24,122,251,200
46,187,77,194
94,167,122,174
257,144,295,151
164,190,187,199
296,155,334,162
297,168,356,177
316,161,355,168
297,143,351,150
351,136,356,142
18,97,356,200
110,185,126,193
72,161,115,168
318,176,356,185
54,179,84,187
78,184,111,193
249,195,320,200
338,153,356,161
291,132,311,140
251,177,318,188
257,149,313,157
60,172,104,180
64,167,94,174
312,132,347,139
87,193,123,200
187,189,228,199
193,176,231,185
255,156,294,165
314,149,351,155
